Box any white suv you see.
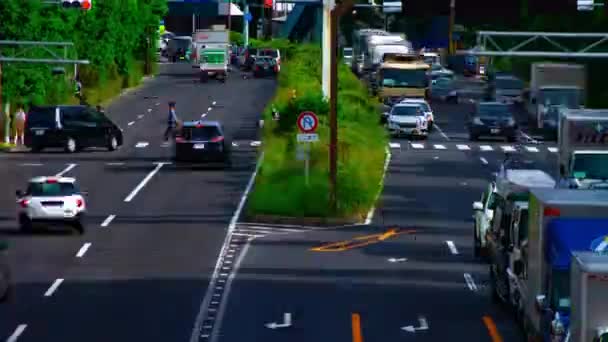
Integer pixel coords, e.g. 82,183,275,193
16,177,86,234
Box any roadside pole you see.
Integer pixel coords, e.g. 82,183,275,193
297,111,320,187
227,0,232,32
243,3,250,47
448,0,455,54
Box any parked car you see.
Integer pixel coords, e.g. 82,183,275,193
25,105,123,153
253,57,278,78
257,48,281,72
0,240,11,302
173,121,232,167
16,176,87,234
167,36,192,62
429,77,457,103
239,47,258,71
468,101,518,142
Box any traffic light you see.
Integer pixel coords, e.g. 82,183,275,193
62,0,92,10
263,0,272,9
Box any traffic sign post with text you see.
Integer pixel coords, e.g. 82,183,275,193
297,111,319,187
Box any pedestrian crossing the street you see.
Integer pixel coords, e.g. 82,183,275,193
389,142,559,154
232,223,322,239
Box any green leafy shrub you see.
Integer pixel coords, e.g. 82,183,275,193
248,43,388,220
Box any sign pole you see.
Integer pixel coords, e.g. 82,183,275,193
305,148,310,186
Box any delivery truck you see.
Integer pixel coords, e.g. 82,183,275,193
192,26,229,83
558,109,608,190
525,63,586,134
501,189,608,341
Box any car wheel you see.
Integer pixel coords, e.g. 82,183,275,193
64,137,77,153
200,72,209,83
18,214,33,233
107,134,118,151
73,221,85,235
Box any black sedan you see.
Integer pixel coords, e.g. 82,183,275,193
173,121,232,167
468,102,518,142
253,57,278,78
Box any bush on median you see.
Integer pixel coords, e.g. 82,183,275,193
247,43,388,220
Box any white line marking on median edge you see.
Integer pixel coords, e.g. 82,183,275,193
456,144,470,150
464,273,478,291
548,147,558,153
124,163,166,202
44,278,64,297
76,243,91,258
101,215,116,227
188,153,264,342
434,123,450,140
433,144,446,150
7,324,27,342
479,145,493,151
446,240,459,255
364,147,392,225
106,162,125,166
55,163,77,177
128,121,135,126
410,143,425,149
480,157,489,165
135,142,149,148
525,146,539,152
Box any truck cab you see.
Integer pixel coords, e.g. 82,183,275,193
370,53,430,105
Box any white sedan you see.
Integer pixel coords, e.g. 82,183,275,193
400,98,435,131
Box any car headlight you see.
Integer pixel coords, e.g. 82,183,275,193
473,117,483,125
427,113,434,121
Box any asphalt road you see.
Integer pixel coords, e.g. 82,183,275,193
212,99,559,341
0,63,275,341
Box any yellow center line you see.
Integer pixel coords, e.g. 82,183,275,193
352,313,363,342
310,228,417,252
482,316,503,342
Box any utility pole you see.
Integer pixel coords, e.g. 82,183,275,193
243,3,250,46
145,27,151,75
227,0,232,32
448,0,455,54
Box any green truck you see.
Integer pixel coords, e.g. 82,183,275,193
192,28,229,83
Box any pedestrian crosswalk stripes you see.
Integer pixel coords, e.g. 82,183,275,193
388,142,559,153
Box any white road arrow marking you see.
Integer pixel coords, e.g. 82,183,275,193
265,313,292,329
388,257,407,263
401,316,429,333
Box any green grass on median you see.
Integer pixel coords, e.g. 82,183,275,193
247,43,388,220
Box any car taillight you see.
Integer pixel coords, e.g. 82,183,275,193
76,199,84,208
19,199,29,208
210,136,224,143
274,65,278,72
255,66,260,71
544,207,560,216
46,178,58,183
175,137,185,143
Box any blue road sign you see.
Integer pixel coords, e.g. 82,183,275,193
244,12,253,22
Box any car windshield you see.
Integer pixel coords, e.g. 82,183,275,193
540,89,580,108
181,126,222,141
171,38,191,50
434,78,453,87
392,106,421,116
478,104,511,117
381,68,427,88
27,107,56,127
257,57,274,64
496,78,524,90
258,50,278,58
343,49,353,57
572,153,608,180
431,64,442,71
27,182,78,197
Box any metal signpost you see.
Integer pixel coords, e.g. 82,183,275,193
296,111,319,186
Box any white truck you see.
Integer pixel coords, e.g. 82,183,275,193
508,188,608,341
558,109,608,190
192,26,229,83
525,63,586,134
351,29,389,76
363,35,411,72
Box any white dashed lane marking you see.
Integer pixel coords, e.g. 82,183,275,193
55,163,77,177
479,145,493,151
446,240,459,255
548,147,559,153
464,273,478,291
100,214,116,227
124,162,167,202
389,142,401,149
525,146,539,152
135,142,149,148
44,278,64,297
128,121,135,126
410,143,425,149
7,324,27,342
501,145,516,152
137,114,144,119
456,144,470,150
433,144,446,150
75,243,92,258
480,157,489,165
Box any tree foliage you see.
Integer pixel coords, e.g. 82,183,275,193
0,0,167,106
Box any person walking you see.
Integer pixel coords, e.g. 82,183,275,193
14,105,26,146
164,101,180,142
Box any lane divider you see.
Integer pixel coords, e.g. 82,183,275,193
75,242,91,258
7,324,27,342
55,163,77,177
310,228,416,252
352,313,363,342
482,316,503,342
446,240,459,255
100,214,116,227
44,278,64,297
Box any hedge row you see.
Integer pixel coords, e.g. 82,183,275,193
246,42,388,219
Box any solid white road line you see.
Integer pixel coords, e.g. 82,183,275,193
124,163,166,202
480,157,489,165
44,278,64,297
548,147,558,153
389,142,401,149
456,144,470,150
410,143,425,149
364,146,391,225
433,123,450,140
501,145,516,152
135,142,149,148
189,154,264,342
446,240,459,255
525,146,539,152
479,145,493,151
464,273,478,291
7,324,27,342
100,214,116,227
20,163,43,166
128,121,135,126
55,163,77,177
75,243,91,258
433,144,446,150
106,162,125,166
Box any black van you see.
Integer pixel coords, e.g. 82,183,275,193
25,105,123,153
